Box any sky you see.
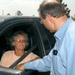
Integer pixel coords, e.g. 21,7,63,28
63,0,75,16
0,0,75,17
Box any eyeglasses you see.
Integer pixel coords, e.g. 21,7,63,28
15,39,26,43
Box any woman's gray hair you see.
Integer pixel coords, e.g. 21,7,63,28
10,30,29,49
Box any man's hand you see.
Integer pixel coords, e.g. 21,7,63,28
15,63,25,70
15,57,40,70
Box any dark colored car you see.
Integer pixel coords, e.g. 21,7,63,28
0,16,55,75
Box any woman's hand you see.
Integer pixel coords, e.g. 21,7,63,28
15,63,25,70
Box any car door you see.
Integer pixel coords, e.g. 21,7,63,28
0,16,55,75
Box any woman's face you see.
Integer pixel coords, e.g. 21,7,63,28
14,34,27,51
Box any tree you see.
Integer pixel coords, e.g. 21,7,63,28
63,3,70,17
71,14,75,21
7,13,10,15
15,10,23,16
57,0,70,17
57,0,62,2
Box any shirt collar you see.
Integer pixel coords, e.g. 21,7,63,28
54,18,73,40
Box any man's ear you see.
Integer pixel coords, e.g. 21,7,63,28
46,14,54,24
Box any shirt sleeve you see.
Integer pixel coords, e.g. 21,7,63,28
66,31,75,75
24,53,51,72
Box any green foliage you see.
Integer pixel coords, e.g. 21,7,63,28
16,10,23,16
63,3,70,17
71,15,75,21
57,0,70,17
57,0,62,2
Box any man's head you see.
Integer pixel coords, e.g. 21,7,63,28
38,2,66,19
38,2,67,32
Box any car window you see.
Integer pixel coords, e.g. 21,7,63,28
0,17,54,75
0,20,40,60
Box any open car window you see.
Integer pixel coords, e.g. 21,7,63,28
0,17,55,75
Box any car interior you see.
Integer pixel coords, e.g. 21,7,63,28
0,24,40,58
0,22,41,74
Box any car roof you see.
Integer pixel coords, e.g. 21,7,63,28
0,16,40,24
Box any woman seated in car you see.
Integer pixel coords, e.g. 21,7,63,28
0,30,40,67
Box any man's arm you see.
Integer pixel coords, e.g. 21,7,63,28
15,52,52,72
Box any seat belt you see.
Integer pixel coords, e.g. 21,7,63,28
9,44,37,68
